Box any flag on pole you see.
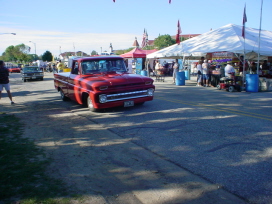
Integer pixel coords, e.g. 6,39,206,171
176,20,181,44
113,0,115,2
141,29,148,48
169,0,171,4
242,4,247,39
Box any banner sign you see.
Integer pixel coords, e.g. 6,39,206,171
212,52,233,58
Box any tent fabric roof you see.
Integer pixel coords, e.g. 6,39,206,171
147,24,272,59
120,47,157,58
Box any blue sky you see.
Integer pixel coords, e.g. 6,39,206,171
1,0,271,57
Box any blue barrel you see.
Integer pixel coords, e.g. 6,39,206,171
246,74,259,92
176,71,185,86
140,70,147,76
184,70,190,80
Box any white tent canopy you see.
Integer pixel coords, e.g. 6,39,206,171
146,43,203,59
147,24,272,59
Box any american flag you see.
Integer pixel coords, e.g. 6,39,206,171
169,0,171,3
242,4,247,39
141,29,148,48
176,20,181,44
113,0,115,2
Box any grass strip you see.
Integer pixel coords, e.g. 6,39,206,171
0,113,71,204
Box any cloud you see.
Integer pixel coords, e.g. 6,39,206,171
0,26,141,56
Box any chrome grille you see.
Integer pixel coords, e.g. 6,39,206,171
106,90,148,102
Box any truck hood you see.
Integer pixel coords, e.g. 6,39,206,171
83,72,152,87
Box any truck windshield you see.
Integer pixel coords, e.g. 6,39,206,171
81,59,127,74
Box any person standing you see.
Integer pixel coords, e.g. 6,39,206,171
249,62,257,74
155,60,162,70
261,60,269,71
202,59,210,87
52,63,57,73
196,60,203,86
238,56,248,76
57,60,65,73
0,60,15,104
172,59,179,84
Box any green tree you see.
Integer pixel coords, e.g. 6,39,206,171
2,44,30,62
28,54,39,62
2,45,16,61
14,44,30,62
42,51,53,62
153,34,175,49
91,50,98,55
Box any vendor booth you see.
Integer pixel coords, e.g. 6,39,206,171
147,24,272,91
120,48,157,75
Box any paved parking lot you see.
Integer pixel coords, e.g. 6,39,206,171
1,72,272,203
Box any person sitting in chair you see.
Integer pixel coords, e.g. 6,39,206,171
224,62,235,78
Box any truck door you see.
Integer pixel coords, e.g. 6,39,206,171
67,61,80,102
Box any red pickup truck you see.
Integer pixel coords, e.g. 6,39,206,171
54,56,155,111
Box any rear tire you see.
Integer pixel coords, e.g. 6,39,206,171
60,89,69,101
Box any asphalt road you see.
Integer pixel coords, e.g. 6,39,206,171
2,72,272,204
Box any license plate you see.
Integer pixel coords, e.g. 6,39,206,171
32,77,36,79
124,101,134,107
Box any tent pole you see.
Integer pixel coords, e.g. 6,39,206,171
243,37,246,88
257,0,263,74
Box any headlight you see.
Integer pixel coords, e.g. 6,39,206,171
145,81,152,85
147,88,154,96
99,94,107,103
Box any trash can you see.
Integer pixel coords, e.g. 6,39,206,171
184,70,190,80
140,70,147,76
176,71,185,86
246,74,259,92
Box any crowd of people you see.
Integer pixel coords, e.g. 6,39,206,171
192,56,272,87
43,60,65,73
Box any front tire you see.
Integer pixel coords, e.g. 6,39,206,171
87,97,97,112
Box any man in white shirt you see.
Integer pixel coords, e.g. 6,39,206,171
202,60,210,87
225,62,235,78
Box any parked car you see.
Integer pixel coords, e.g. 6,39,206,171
8,66,21,73
21,66,44,82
